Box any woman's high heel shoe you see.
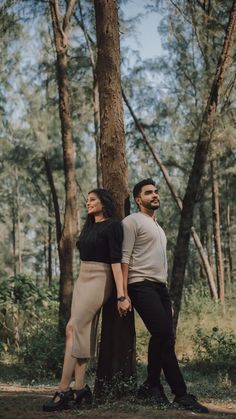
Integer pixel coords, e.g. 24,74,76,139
42,388,74,412
73,384,93,407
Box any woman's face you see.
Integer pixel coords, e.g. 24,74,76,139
86,192,103,216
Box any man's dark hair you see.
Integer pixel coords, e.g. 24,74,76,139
133,178,156,199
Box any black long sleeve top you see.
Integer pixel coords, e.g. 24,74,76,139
77,219,123,264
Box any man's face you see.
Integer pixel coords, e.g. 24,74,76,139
135,184,160,210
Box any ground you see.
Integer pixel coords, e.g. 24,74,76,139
0,385,236,419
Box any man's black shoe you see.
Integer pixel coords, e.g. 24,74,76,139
42,388,74,412
138,381,170,405
174,393,209,413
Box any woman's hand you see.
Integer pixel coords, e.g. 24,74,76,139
117,297,131,317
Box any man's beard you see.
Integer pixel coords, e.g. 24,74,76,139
144,201,160,210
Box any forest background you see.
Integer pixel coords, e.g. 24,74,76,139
0,0,236,416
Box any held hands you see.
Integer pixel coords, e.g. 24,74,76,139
117,296,132,317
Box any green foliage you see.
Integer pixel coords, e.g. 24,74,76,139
0,274,63,381
181,284,218,319
21,322,64,381
0,274,58,306
192,326,236,374
0,274,58,354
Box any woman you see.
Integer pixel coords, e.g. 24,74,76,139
43,188,130,412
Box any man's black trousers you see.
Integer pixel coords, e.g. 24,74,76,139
128,279,187,397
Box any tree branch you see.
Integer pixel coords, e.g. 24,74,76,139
63,0,76,32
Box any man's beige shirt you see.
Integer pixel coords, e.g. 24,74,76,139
122,212,167,284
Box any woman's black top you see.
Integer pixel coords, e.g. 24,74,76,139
77,219,123,264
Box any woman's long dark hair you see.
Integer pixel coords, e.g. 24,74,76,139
77,188,116,243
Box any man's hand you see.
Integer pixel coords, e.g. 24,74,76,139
125,295,132,311
117,298,131,317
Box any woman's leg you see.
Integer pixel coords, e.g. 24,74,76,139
74,359,87,390
59,320,78,391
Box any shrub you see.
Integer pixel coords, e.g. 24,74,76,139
181,284,218,319
192,326,236,377
21,321,65,381
0,274,59,354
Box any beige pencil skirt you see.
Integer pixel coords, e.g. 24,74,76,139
70,261,113,359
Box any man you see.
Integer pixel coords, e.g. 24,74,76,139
121,178,208,414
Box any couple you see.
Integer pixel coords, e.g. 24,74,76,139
43,179,208,414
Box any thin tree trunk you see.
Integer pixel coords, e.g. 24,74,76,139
94,0,135,395
93,76,102,187
44,240,47,281
122,89,218,300
49,0,78,331
48,223,52,285
15,167,22,274
48,194,53,286
211,160,225,302
43,156,62,245
170,1,236,331
43,157,60,287
225,178,233,295
199,199,207,281
11,195,17,276
76,1,102,187
206,224,214,270
199,197,216,297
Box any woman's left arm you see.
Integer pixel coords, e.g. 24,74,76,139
111,263,131,316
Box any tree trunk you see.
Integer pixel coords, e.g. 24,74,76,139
170,1,236,331
49,0,78,332
11,194,17,277
211,160,225,302
94,0,135,395
199,198,217,297
15,167,22,274
48,195,53,286
77,0,102,187
199,199,207,281
225,177,233,296
93,75,102,187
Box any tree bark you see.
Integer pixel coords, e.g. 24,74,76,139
170,1,236,331
94,0,135,395
47,194,53,286
199,197,216,297
225,177,233,295
11,194,17,276
77,0,102,187
43,155,62,245
15,167,22,274
49,0,78,331
211,160,225,302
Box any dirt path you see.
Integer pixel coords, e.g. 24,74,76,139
0,384,235,419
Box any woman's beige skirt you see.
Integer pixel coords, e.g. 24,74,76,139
71,261,113,359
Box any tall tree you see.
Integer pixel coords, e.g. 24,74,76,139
170,0,236,330
49,0,78,329
93,0,135,394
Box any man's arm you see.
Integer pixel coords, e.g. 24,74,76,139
121,216,137,308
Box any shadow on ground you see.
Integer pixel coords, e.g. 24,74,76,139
0,385,236,419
